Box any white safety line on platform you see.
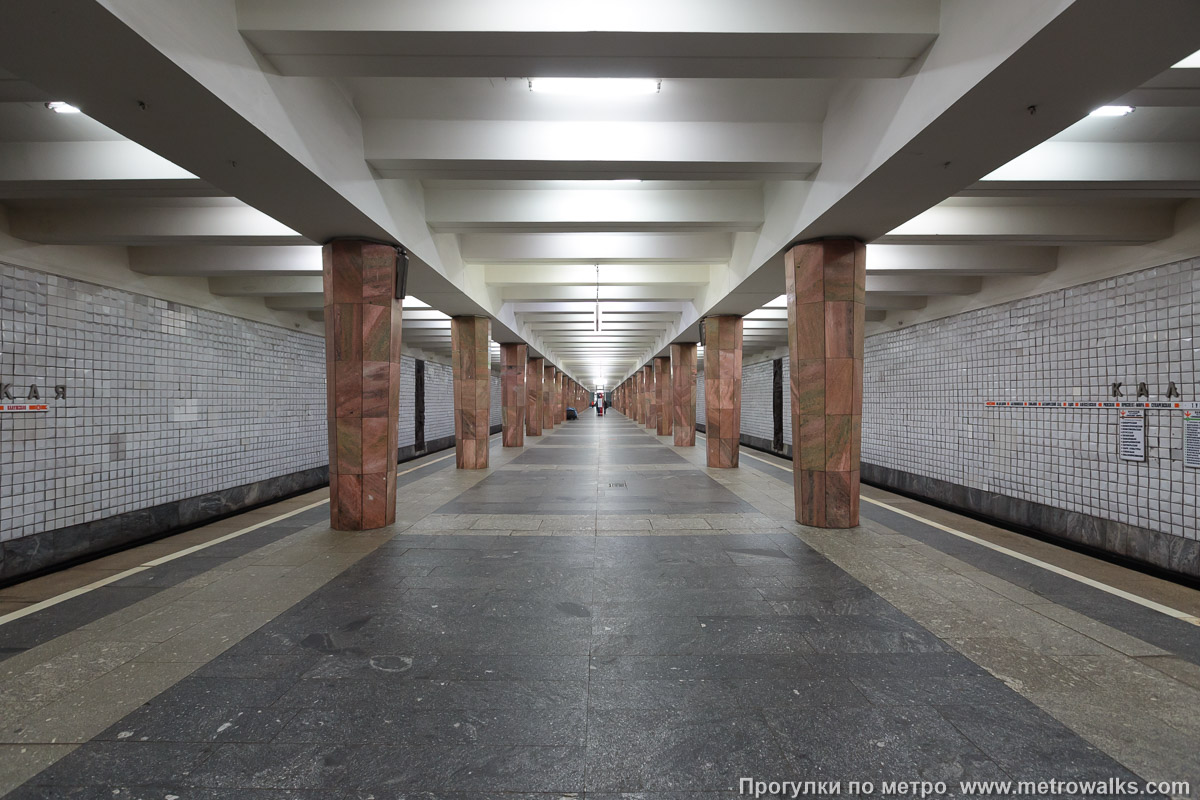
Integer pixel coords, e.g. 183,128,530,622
0,498,328,628
0,439,492,628
701,435,1200,627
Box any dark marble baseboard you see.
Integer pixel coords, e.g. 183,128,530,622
0,466,329,586
397,435,456,464
861,462,1200,582
741,432,792,460
1,431,501,586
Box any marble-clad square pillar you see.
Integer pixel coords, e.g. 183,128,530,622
526,357,543,437
634,370,645,424
643,365,655,429
324,240,402,531
785,238,865,528
501,343,526,447
703,315,742,468
452,316,491,469
671,343,696,447
655,356,672,436
559,372,567,422
543,366,557,430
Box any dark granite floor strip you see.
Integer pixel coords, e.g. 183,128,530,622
0,509,326,661
0,442,470,663
737,451,1200,669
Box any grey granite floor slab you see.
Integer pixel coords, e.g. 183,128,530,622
3,413,1157,796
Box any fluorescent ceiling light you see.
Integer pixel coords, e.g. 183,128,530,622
1088,105,1134,117
1174,49,1200,68
45,101,81,114
529,78,660,96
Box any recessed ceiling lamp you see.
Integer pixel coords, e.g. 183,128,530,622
529,78,660,96
1088,105,1134,117
45,101,81,114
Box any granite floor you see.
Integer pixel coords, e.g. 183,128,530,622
1,413,1199,798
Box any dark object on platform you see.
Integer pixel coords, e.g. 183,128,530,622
566,407,578,420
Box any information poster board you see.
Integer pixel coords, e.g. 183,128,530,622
1186,411,1200,469
1119,407,1146,462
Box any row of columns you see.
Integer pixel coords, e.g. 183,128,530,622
323,239,589,530
614,239,866,530
324,237,865,532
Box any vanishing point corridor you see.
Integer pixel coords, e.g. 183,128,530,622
2,411,1198,796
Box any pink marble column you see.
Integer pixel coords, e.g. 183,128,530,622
643,365,656,429
634,371,645,424
324,240,402,531
703,315,742,468
452,316,491,469
655,356,672,436
785,238,865,528
671,343,696,446
559,372,567,422
500,343,526,448
526,357,544,437
543,366,557,430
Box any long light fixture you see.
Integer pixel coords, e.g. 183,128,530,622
529,78,660,96
594,264,602,333
45,101,81,114
1089,105,1134,117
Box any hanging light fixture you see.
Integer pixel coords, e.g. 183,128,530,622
594,263,602,333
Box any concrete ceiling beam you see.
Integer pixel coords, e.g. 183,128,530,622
425,187,764,233
484,263,712,286
865,275,982,295
501,285,701,302
7,203,308,246
210,276,322,297
969,141,1200,196
129,245,323,276
865,294,928,311
265,295,324,311
880,202,1176,245
238,0,938,78
508,301,689,314
366,120,821,180
865,244,1057,275
0,141,217,199
1115,67,1200,107
462,232,732,263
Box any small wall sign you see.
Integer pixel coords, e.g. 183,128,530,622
1186,411,1200,469
1119,407,1146,462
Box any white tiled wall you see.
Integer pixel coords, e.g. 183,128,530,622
782,359,792,447
398,355,416,449
696,372,706,425
424,361,455,442
741,359,775,443
0,263,326,542
490,373,501,428
863,257,1200,541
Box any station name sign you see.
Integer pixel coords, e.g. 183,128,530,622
1,382,67,413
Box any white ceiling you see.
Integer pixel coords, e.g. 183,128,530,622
0,1,1198,387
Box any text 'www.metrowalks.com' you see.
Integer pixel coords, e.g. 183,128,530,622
739,778,1192,799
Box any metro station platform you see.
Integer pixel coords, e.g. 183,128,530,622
1,412,1198,798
